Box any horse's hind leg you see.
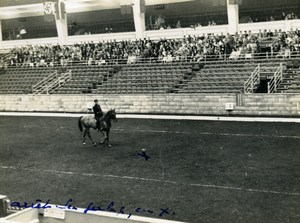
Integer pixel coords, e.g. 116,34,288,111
100,132,106,144
87,129,97,146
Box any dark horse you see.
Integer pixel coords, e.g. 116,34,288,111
78,109,117,147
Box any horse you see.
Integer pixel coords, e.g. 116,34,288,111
78,109,117,147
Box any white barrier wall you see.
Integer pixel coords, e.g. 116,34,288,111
0,37,60,49
0,206,185,223
238,19,300,33
67,32,137,45
0,94,299,116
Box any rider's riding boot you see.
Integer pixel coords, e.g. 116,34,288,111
99,118,104,131
96,121,100,131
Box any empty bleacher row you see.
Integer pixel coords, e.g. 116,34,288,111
277,67,300,93
177,60,289,93
0,67,55,94
53,66,111,94
93,63,192,94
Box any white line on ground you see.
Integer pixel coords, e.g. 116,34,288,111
114,128,300,139
1,124,299,139
0,112,300,123
1,165,299,197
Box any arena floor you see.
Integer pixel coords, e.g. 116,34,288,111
0,115,300,223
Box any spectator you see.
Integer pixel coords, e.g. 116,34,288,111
267,30,274,38
12,28,300,66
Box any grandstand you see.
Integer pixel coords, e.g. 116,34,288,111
0,67,56,94
0,1,300,223
1,56,299,95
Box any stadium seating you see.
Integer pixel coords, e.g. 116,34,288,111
0,67,55,94
92,63,192,94
277,67,300,93
52,66,111,94
0,25,299,96
1,58,300,94
177,60,284,93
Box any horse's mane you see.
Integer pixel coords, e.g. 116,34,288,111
104,109,116,118
105,109,114,116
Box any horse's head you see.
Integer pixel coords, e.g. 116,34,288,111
108,109,117,122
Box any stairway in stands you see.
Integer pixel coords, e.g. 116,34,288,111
93,63,192,94
277,67,300,93
177,60,283,94
53,65,110,94
32,70,72,94
170,66,198,93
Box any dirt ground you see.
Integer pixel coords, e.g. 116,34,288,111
0,116,299,223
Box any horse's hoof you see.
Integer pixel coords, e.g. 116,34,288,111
108,144,111,148
82,142,86,145
93,143,97,146
100,141,104,144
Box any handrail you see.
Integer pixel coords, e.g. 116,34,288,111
45,70,72,94
32,70,72,94
267,63,283,93
244,64,260,93
32,71,58,93
5,51,300,68
0,54,11,61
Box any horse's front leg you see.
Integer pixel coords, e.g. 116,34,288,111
82,129,87,145
87,129,97,146
106,129,111,148
100,130,111,147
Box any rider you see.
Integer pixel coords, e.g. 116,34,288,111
93,99,103,131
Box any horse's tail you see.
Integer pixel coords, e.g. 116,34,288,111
78,116,83,132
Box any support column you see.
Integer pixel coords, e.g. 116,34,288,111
132,0,145,39
56,19,68,45
226,0,239,34
0,20,3,49
55,0,67,45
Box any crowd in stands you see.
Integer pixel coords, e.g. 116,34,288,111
240,9,299,24
0,58,7,73
270,29,300,55
5,28,300,67
147,8,299,30
147,14,225,30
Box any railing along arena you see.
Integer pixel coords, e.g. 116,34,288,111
2,51,300,68
244,64,261,93
267,63,283,93
32,70,72,94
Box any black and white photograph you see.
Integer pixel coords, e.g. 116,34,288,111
0,0,300,222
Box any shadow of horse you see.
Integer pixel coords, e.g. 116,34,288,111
78,109,117,147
